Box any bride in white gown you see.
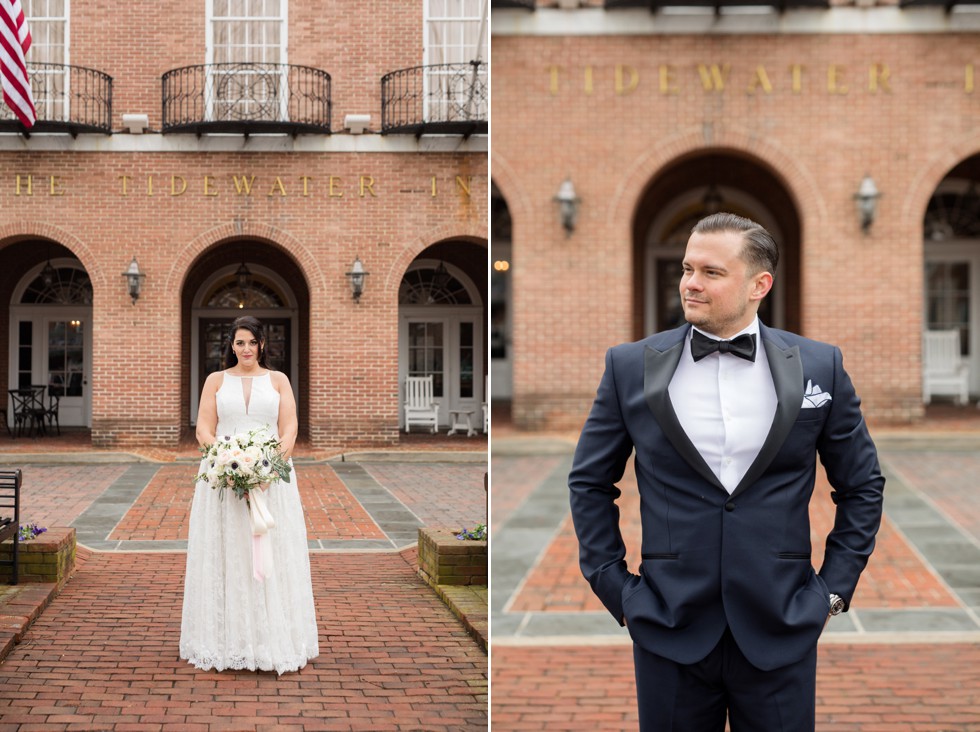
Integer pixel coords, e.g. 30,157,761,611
180,316,319,674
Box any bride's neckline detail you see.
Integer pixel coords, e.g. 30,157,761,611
225,371,270,378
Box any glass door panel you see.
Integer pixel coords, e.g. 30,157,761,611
45,318,86,425
408,322,445,398
925,261,970,354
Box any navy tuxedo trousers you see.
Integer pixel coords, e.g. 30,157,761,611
632,627,817,732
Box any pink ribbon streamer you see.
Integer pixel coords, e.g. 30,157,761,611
248,488,276,582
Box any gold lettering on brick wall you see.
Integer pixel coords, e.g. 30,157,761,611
660,65,679,95
10,174,482,200
748,66,773,95
869,64,891,93
827,65,848,95
616,65,639,95
548,65,560,96
171,176,187,196
542,62,972,96
697,64,730,92
233,176,255,195
268,177,287,197
790,64,804,93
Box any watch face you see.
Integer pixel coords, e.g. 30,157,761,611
830,597,845,615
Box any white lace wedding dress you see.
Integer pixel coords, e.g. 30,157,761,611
180,372,319,674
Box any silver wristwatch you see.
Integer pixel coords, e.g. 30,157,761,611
829,593,845,616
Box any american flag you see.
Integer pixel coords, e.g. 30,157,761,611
0,0,35,128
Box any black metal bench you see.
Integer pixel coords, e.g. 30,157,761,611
0,469,22,585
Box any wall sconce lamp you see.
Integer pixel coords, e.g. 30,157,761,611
122,256,145,304
554,178,580,237
854,175,881,234
346,257,369,303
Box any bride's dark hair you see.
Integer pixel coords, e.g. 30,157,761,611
224,316,270,369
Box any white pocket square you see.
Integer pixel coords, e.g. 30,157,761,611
802,379,832,408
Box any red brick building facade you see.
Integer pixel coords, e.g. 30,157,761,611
1,1,488,449
491,3,980,429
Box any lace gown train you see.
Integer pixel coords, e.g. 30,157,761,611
180,372,319,674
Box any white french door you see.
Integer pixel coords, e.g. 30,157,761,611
924,244,980,393
8,308,92,427
399,309,483,429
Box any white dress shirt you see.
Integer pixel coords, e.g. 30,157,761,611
668,317,777,494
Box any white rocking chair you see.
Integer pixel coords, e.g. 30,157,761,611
481,377,488,434
922,329,970,405
404,375,439,433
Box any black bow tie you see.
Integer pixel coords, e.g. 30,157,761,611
690,330,757,363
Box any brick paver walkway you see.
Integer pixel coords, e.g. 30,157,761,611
508,461,957,614
491,430,980,731
361,462,488,532
12,465,129,529
492,643,980,731
0,549,487,731
0,449,488,730
109,464,386,542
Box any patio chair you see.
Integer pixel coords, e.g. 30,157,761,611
404,376,439,433
42,391,61,436
8,388,45,438
922,329,970,405
482,377,488,434
0,469,22,584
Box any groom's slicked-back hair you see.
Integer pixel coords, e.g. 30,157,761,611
692,212,779,276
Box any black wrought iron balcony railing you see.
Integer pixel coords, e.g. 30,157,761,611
162,63,332,135
381,62,488,137
0,63,112,135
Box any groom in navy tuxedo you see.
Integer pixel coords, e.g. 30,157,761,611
569,213,884,731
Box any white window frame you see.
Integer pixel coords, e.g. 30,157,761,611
23,0,70,122
205,0,288,123
423,0,488,123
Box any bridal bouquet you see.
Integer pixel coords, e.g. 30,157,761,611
197,426,292,501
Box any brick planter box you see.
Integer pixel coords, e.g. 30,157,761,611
418,527,487,587
0,527,76,588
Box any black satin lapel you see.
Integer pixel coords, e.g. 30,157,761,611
731,341,804,499
643,344,726,492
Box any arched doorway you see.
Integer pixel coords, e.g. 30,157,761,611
632,152,801,340
922,156,980,396
182,240,309,433
398,241,486,430
8,253,93,427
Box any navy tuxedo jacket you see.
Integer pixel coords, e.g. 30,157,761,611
568,323,884,671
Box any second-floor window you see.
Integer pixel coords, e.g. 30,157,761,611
424,0,488,123
23,0,68,121
207,0,287,121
